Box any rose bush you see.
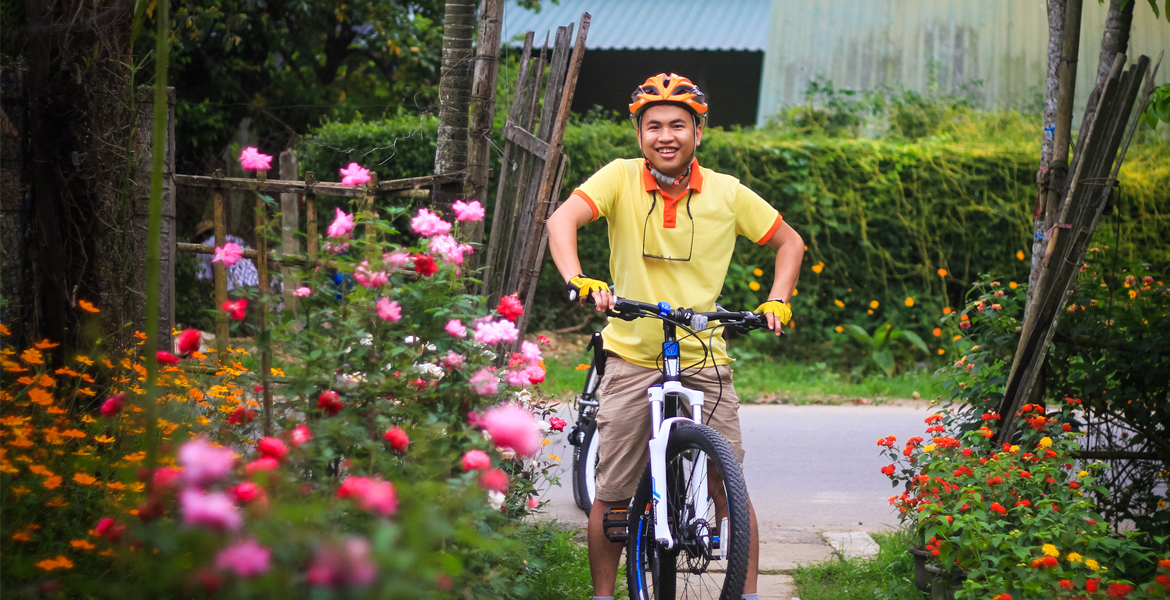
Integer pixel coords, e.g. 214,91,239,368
0,185,566,597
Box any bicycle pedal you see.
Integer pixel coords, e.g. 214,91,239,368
602,507,629,543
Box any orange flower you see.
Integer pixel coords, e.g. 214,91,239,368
937,269,948,277
835,325,845,333
904,297,915,307
93,435,116,444
78,300,100,313
70,540,96,550
73,473,98,485
28,388,53,406
33,339,60,349
1016,250,1026,261
575,363,590,371
35,555,73,571
11,532,31,541
942,307,952,314
106,481,127,490
3,361,28,373
8,437,33,448
45,497,69,507
932,328,942,337
29,465,55,477
43,476,62,489
38,374,55,387
21,348,44,365
122,451,147,463
0,323,9,335
811,262,825,274
17,376,34,385
45,406,67,415
76,355,94,366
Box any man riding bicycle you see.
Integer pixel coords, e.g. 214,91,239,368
546,73,804,600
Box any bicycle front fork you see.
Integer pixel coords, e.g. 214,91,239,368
646,381,708,551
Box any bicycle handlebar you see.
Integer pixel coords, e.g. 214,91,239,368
606,297,768,335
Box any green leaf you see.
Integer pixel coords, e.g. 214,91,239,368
901,330,930,354
843,324,873,346
1149,0,1161,18
873,349,896,377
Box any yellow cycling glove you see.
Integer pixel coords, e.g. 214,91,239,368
754,298,792,325
567,274,610,302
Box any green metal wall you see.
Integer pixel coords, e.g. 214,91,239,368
757,0,1170,125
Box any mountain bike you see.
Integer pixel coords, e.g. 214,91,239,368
569,330,606,515
594,298,765,600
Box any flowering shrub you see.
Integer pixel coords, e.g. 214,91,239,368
879,403,1170,598
0,188,565,596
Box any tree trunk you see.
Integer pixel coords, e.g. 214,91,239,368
432,0,476,219
465,0,504,251
1069,0,1135,174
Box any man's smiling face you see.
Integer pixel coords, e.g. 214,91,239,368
637,104,703,177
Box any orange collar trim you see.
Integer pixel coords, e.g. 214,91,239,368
641,158,704,196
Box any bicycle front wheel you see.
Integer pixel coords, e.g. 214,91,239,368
572,418,599,515
626,424,750,600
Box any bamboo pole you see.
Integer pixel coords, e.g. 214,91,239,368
213,169,228,356
255,170,273,436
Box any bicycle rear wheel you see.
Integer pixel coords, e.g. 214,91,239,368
571,418,599,514
626,424,750,600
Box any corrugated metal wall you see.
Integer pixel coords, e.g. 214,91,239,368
757,0,1170,126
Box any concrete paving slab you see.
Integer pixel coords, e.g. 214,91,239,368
758,525,835,571
756,573,798,600
820,531,880,560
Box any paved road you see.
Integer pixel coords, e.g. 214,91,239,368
539,402,936,533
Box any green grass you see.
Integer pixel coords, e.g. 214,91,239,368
791,530,928,600
539,351,939,405
517,521,627,600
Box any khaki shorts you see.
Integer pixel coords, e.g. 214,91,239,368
594,354,746,502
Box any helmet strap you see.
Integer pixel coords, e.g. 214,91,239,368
646,160,692,188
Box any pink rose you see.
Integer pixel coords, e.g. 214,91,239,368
384,252,411,269
293,286,312,297
100,393,125,418
290,424,313,446
214,538,272,578
239,147,272,172
440,351,464,370
212,242,244,267
245,457,280,476
473,319,520,345
505,369,530,387
152,466,182,494
354,261,389,287
469,368,499,396
445,319,467,338
257,437,288,461
549,417,567,432
180,489,242,532
461,449,491,471
524,365,546,384
452,199,485,222
339,162,371,187
376,298,402,322
306,537,377,588
336,476,398,516
156,351,181,366
327,208,355,238
228,481,266,504
410,208,452,237
95,517,125,541
178,437,236,488
479,468,509,493
527,496,540,509
480,404,541,457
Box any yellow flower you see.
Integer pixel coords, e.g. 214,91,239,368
1086,558,1099,571
748,281,761,291
548,454,561,462
1067,552,1083,563
1129,289,1138,299
752,268,763,277
196,416,211,426
1078,470,1089,478
811,262,825,274
75,355,94,366
1042,544,1059,557
1009,445,1020,453
834,299,845,308
541,439,552,446
904,297,915,307
1038,437,1053,448
937,348,945,355
1009,281,1019,289
792,288,798,296
869,300,879,309
953,335,962,341
93,435,116,444
923,444,936,452
1016,250,1026,261
270,367,285,377
834,326,844,333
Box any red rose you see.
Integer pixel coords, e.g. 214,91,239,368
479,468,509,493
384,426,410,452
100,393,126,418
257,437,288,461
317,390,343,415
222,299,248,320
156,351,181,365
227,407,257,425
413,254,439,277
496,294,525,321
548,417,566,432
177,328,202,355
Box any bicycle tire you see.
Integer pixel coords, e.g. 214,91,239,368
572,418,599,515
626,424,750,600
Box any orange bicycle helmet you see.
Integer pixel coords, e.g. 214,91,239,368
629,73,708,128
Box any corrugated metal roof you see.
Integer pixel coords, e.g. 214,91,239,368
500,0,771,51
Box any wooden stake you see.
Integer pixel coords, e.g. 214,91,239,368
255,170,272,437
213,169,228,356
306,171,318,261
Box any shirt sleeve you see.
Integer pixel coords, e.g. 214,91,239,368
572,159,626,221
734,184,784,245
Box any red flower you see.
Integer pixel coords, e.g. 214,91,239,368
1043,556,1058,567
549,417,566,432
990,502,1006,515
222,299,248,320
257,437,288,461
1018,471,1031,479
156,351,181,365
1062,423,1072,432
177,328,202,355
1106,582,1133,598
317,391,343,415
245,457,280,475
1058,580,1073,590
228,482,266,504
1015,499,1031,508
961,448,973,456
290,425,312,446
227,407,256,425
479,468,509,493
95,517,126,542
881,465,896,477
412,254,438,277
1087,579,1100,592
496,294,525,321
538,335,550,345
100,393,126,418
383,427,410,452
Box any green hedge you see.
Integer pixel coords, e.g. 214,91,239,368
298,116,1170,355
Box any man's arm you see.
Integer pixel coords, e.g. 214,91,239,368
760,220,804,335
546,193,615,311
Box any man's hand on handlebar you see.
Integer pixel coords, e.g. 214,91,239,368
754,298,791,337
566,274,615,312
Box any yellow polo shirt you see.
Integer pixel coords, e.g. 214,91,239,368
573,158,783,369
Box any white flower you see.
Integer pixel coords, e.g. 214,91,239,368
487,490,506,510
499,448,516,460
537,420,551,433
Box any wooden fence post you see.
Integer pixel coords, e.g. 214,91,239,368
213,169,228,356
465,0,504,256
305,172,318,261
254,170,273,436
280,149,300,310
133,85,176,351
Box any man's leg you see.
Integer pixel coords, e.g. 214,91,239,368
588,498,631,597
711,474,761,595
